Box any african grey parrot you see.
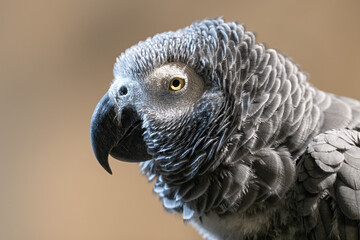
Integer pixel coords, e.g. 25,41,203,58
90,18,360,240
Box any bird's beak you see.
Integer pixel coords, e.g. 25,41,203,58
90,91,151,174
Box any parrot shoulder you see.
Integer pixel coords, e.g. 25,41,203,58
296,129,360,239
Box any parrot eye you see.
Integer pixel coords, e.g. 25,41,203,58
169,77,185,91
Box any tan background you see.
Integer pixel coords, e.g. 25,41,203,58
1,0,359,239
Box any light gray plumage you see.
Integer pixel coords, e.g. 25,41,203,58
90,18,360,239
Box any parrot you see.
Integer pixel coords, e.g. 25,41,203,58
90,18,360,240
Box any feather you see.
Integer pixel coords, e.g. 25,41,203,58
297,129,360,240
183,204,195,220
92,18,360,240
336,179,360,220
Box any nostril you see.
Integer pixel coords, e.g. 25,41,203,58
118,86,128,96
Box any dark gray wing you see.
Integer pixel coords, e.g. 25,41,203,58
297,129,360,240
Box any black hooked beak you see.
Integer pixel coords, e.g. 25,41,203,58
90,92,151,174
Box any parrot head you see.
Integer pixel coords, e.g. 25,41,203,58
91,18,248,175
90,18,264,217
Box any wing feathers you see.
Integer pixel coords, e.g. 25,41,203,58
336,179,360,220
297,129,360,239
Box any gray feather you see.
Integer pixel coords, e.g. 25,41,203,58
94,18,360,240
297,129,360,239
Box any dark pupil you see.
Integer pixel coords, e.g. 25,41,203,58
172,79,180,87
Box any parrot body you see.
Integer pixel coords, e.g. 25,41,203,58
90,18,360,239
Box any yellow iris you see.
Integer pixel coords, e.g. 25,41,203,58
169,77,185,91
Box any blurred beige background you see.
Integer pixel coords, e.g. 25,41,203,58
1,0,359,239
